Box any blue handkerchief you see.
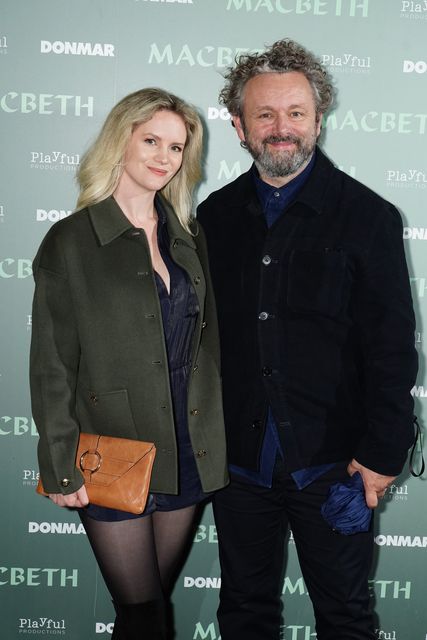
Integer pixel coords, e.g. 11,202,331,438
321,472,372,535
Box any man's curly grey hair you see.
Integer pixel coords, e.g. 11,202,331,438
219,39,334,119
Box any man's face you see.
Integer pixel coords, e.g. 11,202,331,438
234,72,322,186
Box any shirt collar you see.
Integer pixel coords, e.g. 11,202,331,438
252,151,316,213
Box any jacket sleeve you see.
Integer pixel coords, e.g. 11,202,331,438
30,230,84,494
353,203,418,476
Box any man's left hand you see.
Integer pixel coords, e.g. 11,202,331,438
347,459,396,509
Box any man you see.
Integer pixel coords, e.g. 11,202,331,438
197,39,418,640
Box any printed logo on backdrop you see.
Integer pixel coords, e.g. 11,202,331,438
23,470,40,487
31,151,80,172
325,110,427,134
41,40,115,57
415,332,423,349
0,204,4,222
403,59,427,74
0,259,32,279
225,0,369,18
0,93,94,116
184,576,221,589
96,622,114,635
0,35,7,55
0,567,78,587
194,523,218,543
384,482,409,503
28,521,86,535
18,617,66,635
321,52,371,74
400,1,427,20
36,208,73,222
0,416,38,436
375,534,427,548
376,630,398,640
386,168,427,189
369,579,411,599
148,43,261,67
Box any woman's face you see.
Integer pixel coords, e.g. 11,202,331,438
119,109,187,196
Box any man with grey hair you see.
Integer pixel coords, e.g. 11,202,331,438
197,39,417,639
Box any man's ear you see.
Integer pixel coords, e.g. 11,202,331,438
316,113,323,138
233,116,245,143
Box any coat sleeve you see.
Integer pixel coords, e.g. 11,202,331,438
30,230,84,494
353,203,418,476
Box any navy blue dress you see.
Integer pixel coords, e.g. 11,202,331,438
82,205,209,521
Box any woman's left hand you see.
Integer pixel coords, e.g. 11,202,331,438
48,485,89,508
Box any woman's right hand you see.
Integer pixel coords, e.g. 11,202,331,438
48,484,89,508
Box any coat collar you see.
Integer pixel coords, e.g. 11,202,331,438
88,194,196,249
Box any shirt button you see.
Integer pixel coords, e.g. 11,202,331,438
190,409,200,416
262,255,272,265
258,311,269,321
274,191,280,198
196,449,207,458
60,479,70,488
262,366,272,376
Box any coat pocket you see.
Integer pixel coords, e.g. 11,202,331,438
287,248,347,317
76,388,138,438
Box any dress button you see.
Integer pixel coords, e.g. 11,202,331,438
196,449,207,457
193,276,201,285
60,479,70,488
258,311,269,321
190,409,200,416
262,255,272,265
262,366,272,376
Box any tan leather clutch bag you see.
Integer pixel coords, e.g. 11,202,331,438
36,433,156,514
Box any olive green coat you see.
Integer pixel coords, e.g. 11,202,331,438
30,196,228,495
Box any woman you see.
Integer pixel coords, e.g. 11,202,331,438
30,88,228,639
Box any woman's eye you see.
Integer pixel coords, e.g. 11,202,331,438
171,145,184,153
144,138,156,145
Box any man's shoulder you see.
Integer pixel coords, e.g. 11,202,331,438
198,169,254,212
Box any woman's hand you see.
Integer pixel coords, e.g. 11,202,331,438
48,485,89,508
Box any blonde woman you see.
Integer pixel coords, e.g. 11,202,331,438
30,88,228,639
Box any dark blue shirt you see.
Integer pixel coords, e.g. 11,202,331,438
229,154,335,489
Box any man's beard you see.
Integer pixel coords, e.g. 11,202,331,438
244,131,316,178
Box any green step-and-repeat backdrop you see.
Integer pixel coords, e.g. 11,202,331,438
1,1,426,639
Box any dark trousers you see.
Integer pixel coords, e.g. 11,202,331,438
213,459,375,640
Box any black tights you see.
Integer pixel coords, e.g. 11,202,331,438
79,505,198,605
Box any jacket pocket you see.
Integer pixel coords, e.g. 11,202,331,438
287,248,347,317
76,388,138,438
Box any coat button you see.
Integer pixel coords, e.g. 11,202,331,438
90,394,98,405
60,479,71,488
251,420,262,429
201,321,207,329
262,255,272,265
258,311,269,321
262,366,272,376
193,276,201,285
190,409,199,416
196,449,207,457
193,364,199,372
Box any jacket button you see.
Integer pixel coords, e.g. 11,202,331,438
90,394,98,405
262,255,272,265
258,311,269,321
190,409,199,416
251,420,262,429
193,364,199,372
196,449,207,457
262,366,272,376
201,321,207,329
193,275,201,285
60,479,71,488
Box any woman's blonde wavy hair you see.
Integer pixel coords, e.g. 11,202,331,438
76,88,203,232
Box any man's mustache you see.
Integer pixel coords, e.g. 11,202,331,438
263,134,301,146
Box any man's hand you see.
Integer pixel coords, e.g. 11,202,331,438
347,459,396,509
48,485,89,508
